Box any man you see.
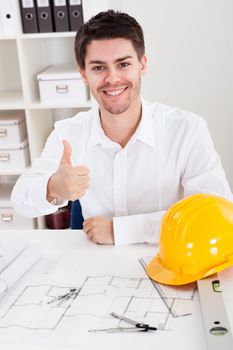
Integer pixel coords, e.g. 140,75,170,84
11,10,232,245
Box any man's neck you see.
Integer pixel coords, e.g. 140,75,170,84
99,99,142,148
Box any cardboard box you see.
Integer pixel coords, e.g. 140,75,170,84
37,63,89,105
0,138,30,170
0,111,27,144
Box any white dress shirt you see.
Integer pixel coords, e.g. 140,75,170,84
11,99,233,244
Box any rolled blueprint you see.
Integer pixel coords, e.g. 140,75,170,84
0,244,42,298
0,238,28,273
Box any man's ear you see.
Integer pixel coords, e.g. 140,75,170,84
79,68,89,85
140,54,147,76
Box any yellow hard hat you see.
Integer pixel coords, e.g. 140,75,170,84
146,194,233,285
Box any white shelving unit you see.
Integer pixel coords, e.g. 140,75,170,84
0,0,111,229
16,31,92,162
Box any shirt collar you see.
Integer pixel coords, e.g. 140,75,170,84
87,107,118,151
87,98,156,151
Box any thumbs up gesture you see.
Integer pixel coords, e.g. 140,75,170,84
47,140,89,202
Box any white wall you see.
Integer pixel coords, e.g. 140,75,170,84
109,0,233,189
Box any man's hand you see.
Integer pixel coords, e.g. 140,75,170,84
83,216,114,245
47,140,89,202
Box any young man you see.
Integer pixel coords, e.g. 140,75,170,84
11,10,232,245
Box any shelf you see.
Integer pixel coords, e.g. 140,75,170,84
0,36,17,41
0,166,30,176
0,92,24,110
0,32,77,41
28,100,92,110
19,32,76,40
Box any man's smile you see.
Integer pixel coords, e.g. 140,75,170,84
102,85,128,97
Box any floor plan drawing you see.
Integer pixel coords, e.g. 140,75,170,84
0,253,198,347
139,256,197,317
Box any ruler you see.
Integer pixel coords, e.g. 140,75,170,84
197,273,233,350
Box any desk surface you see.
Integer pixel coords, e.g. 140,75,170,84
0,230,233,350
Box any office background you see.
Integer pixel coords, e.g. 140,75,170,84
0,0,232,230
110,0,233,188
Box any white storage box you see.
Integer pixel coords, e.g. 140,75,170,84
0,138,30,171
37,63,89,105
0,111,27,144
0,183,37,229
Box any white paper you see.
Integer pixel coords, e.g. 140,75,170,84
0,252,205,350
0,243,42,297
0,238,28,273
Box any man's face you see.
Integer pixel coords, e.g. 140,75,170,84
80,38,147,115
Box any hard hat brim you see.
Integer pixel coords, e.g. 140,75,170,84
146,253,233,286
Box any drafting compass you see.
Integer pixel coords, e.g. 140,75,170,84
47,288,79,306
89,312,157,333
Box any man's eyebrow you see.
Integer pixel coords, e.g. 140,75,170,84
88,56,133,65
88,60,105,65
115,55,133,62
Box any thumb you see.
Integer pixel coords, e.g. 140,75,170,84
60,140,72,165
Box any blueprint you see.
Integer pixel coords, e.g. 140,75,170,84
0,238,28,272
0,245,199,348
0,239,42,298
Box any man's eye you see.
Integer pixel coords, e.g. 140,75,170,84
119,62,129,68
92,66,104,71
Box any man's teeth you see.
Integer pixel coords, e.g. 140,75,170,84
105,88,125,96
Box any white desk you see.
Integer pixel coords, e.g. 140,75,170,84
0,230,233,350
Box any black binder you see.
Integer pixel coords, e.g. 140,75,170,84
51,0,69,32
19,0,39,33
67,0,84,32
36,0,54,33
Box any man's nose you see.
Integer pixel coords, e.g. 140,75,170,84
104,68,121,85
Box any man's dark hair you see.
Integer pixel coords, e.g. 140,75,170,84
74,10,145,70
